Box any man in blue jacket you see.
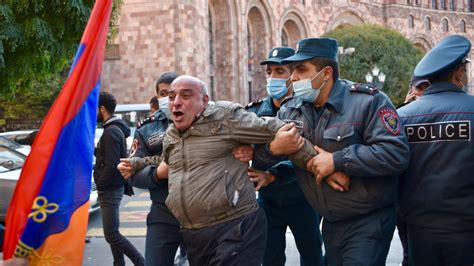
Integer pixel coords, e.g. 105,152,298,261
269,38,410,266
398,35,474,266
246,47,322,266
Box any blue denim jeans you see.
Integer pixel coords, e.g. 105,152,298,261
98,187,144,266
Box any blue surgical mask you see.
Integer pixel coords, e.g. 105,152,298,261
293,68,327,103
158,96,171,118
266,78,289,99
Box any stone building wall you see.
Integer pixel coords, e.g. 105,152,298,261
101,0,474,105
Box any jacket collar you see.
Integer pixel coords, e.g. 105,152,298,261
103,115,120,126
325,79,347,114
152,109,168,121
423,82,465,96
259,97,278,116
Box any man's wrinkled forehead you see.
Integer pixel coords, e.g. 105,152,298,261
169,80,200,94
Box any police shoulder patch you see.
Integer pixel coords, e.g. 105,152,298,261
350,83,379,95
136,116,155,129
379,108,400,135
245,99,263,109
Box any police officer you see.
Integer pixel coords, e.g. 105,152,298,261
398,35,474,266
246,47,322,266
269,38,410,266
118,72,187,266
397,75,430,109
395,75,430,266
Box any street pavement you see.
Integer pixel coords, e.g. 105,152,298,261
83,188,404,266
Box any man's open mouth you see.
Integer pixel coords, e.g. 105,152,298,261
173,111,184,120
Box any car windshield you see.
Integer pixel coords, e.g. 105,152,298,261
0,136,22,150
0,146,25,173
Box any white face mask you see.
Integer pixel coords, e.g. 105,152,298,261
292,67,327,103
158,96,171,118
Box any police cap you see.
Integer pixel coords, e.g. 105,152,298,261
282,38,338,63
410,75,430,87
414,35,471,79
260,47,295,65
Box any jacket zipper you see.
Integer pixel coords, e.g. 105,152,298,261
179,138,192,227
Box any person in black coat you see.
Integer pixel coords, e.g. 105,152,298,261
94,91,144,266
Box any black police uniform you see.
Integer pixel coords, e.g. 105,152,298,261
278,38,410,266
128,110,184,266
246,96,323,266
398,35,474,266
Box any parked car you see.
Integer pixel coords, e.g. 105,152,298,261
0,145,99,223
0,136,31,156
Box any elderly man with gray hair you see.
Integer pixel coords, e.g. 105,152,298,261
129,75,346,265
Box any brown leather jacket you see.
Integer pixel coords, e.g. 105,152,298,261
163,101,315,229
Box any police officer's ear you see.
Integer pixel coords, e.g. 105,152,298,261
322,66,334,81
452,64,467,86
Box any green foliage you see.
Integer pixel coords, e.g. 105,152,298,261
323,24,424,106
0,0,123,125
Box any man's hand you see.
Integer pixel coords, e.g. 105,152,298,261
404,90,416,104
0,258,28,266
155,161,169,181
247,168,275,191
233,145,253,163
117,158,132,180
269,123,304,155
306,145,335,185
325,171,350,192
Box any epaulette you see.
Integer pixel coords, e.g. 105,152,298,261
245,99,263,109
350,83,379,95
136,116,156,129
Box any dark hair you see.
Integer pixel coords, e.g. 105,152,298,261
309,57,339,80
98,91,117,114
428,62,466,84
156,72,178,88
149,95,159,110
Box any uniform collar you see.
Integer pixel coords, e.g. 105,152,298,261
325,79,346,114
260,97,278,116
423,82,465,96
152,110,168,120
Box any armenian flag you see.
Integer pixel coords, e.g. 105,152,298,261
3,0,112,264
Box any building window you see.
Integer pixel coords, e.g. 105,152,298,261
460,19,466,32
442,18,449,32
440,0,446,9
408,15,414,28
470,0,474,12
425,16,431,31
432,0,438,9
281,31,289,47
407,0,411,4
450,0,455,10
415,0,420,5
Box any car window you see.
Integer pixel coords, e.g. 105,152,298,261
0,146,25,173
0,136,22,150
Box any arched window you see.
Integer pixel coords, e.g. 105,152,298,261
443,18,449,32
425,16,431,31
408,15,414,29
460,19,466,33
281,31,288,47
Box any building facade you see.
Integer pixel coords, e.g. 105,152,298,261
101,0,474,105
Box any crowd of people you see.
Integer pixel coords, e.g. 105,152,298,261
92,34,474,266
